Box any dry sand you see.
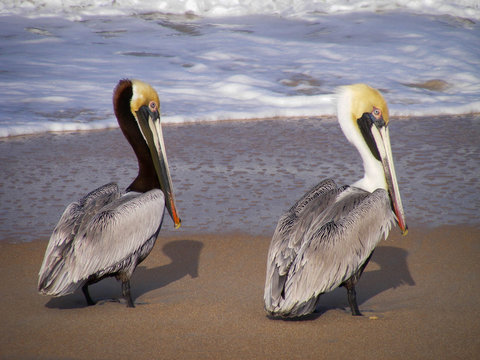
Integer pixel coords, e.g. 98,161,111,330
1,226,479,359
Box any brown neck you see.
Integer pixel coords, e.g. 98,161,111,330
113,79,161,193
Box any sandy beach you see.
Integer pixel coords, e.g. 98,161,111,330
1,226,479,359
1,117,479,359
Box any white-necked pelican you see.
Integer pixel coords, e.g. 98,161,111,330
264,84,408,318
38,79,181,307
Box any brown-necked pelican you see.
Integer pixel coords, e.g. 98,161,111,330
38,79,181,308
264,84,408,318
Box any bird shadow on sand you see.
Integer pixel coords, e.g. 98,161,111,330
44,239,203,309
132,239,203,299
271,246,415,321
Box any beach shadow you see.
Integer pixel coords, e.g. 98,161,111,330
44,239,203,309
314,246,415,316
132,239,203,298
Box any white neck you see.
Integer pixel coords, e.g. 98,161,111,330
352,154,387,193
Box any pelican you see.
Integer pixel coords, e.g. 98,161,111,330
38,79,181,307
264,84,408,318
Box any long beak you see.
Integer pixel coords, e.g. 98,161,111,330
371,126,408,235
137,108,181,229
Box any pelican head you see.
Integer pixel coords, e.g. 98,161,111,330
113,79,181,228
337,84,407,234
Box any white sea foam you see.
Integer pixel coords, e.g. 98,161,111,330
1,0,479,20
0,1,479,137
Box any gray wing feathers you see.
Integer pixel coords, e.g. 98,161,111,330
265,187,395,317
71,190,165,283
38,184,165,297
38,183,120,295
264,179,339,311
270,179,338,269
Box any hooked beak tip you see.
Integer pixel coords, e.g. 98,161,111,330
393,207,408,236
168,198,181,229
397,217,408,236
174,219,182,229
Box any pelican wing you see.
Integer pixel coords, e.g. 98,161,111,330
72,189,165,281
38,183,120,295
275,188,395,317
38,186,165,296
264,179,340,311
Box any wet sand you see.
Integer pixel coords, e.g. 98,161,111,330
1,115,479,241
0,116,479,358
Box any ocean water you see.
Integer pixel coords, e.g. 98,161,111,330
0,0,479,137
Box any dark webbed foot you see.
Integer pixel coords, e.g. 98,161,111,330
82,284,96,306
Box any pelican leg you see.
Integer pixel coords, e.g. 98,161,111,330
344,281,362,316
342,251,374,316
82,284,96,306
122,279,135,308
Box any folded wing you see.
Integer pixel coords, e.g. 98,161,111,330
265,186,395,317
38,183,165,296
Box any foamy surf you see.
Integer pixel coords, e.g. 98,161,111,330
0,0,479,137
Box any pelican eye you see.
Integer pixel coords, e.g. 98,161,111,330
149,101,157,111
372,107,382,119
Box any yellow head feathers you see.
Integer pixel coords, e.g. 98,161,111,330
130,79,161,115
346,83,389,125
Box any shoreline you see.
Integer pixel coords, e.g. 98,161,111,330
1,112,478,141
1,225,479,359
